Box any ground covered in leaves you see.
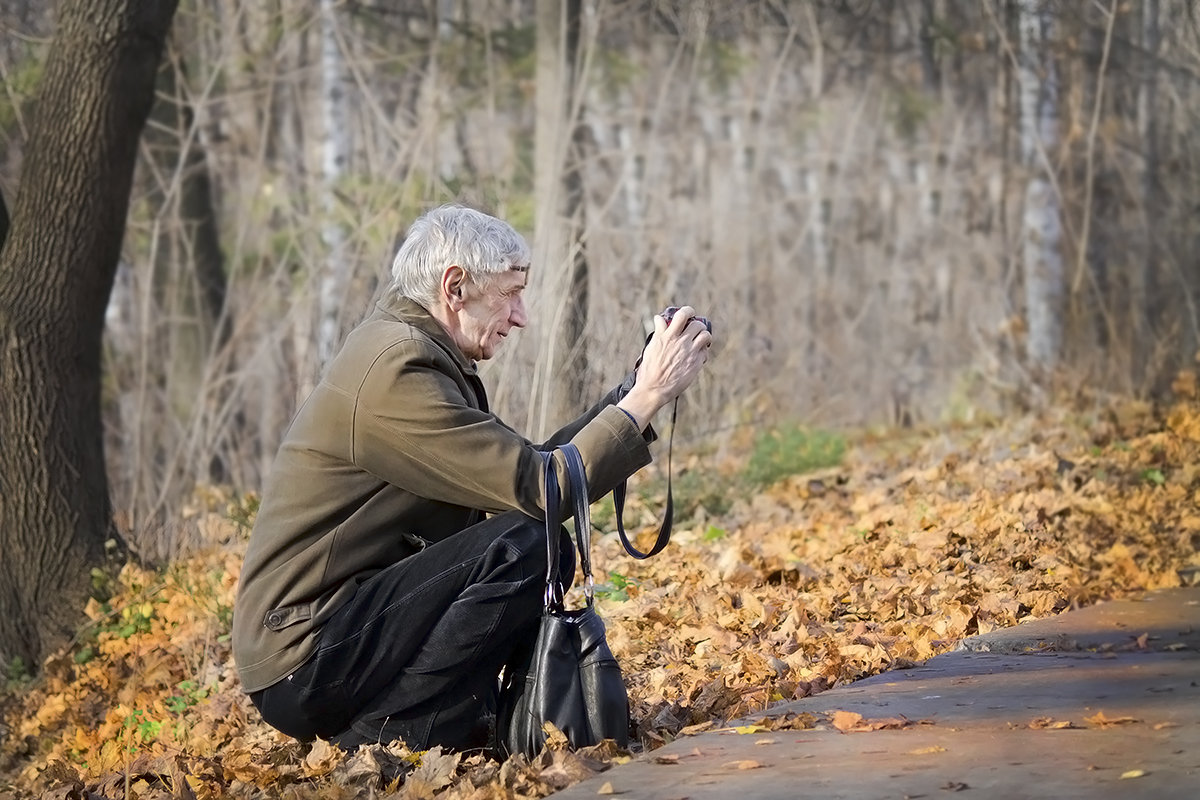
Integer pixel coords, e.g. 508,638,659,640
2,381,1199,799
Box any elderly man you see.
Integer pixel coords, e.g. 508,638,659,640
233,204,711,752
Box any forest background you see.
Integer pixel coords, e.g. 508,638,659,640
2,0,1197,561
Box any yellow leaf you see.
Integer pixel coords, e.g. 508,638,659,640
1029,717,1074,730
1084,711,1139,728
301,739,342,777
830,710,864,732
1120,769,1146,779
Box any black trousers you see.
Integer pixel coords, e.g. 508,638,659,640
249,511,572,751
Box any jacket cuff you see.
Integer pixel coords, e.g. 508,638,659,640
611,372,658,444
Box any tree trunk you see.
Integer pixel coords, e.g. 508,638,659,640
0,186,8,250
1135,0,1160,388
317,0,351,368
560,0,589,416
0,0,178,670
529,0,589,435
135,44,229,495
1017,0,1063,374
918,0,941,93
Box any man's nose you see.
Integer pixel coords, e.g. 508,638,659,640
511,297,528,328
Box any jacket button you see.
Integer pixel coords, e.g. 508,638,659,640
266,611,284,628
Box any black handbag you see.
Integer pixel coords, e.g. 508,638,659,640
497,443,630,757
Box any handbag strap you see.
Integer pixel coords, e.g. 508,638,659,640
611,398,676,559
541,449,564,607
561,444,594,601
541,443,594,608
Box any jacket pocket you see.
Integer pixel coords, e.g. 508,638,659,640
263,603,313,632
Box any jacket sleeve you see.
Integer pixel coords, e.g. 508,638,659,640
351,340,652,518
541,371,658,449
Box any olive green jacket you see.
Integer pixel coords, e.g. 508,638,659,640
233,289,653,692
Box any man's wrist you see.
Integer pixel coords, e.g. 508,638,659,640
617,388,662,433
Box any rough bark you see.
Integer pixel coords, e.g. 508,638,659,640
0,0,178,669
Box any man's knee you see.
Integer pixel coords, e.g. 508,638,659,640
492,514,575,586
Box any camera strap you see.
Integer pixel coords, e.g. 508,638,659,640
611,397,676,559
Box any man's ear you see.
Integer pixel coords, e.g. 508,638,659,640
441,265,467,310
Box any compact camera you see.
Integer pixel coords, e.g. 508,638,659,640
662,306,713,334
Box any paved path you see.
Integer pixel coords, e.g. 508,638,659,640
553,587,1200,799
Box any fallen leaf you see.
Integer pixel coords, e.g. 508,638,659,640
301,739,342,777
597,780,618,794
1084,711,1139,728
908,745,947,755
654,754,680,765
542,721,570,750
830,710,913,732
7,396,1200,800
1120,769,1146,779
407,747,460,793
831,711,864,732
1029,717,1075,730
725,760,765,770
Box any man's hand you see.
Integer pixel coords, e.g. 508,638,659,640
617,306,712,430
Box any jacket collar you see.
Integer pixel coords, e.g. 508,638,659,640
376,286,479,376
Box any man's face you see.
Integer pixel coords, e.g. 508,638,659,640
456,267,529,361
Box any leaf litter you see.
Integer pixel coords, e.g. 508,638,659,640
3,386,1199,798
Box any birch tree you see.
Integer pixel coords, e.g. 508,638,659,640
317,0,351,367
1017,0,1063,373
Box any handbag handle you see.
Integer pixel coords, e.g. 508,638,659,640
541,443,594,609
541,448,564,607
561,444,594,601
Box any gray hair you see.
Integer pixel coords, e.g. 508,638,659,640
391,204,531,308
